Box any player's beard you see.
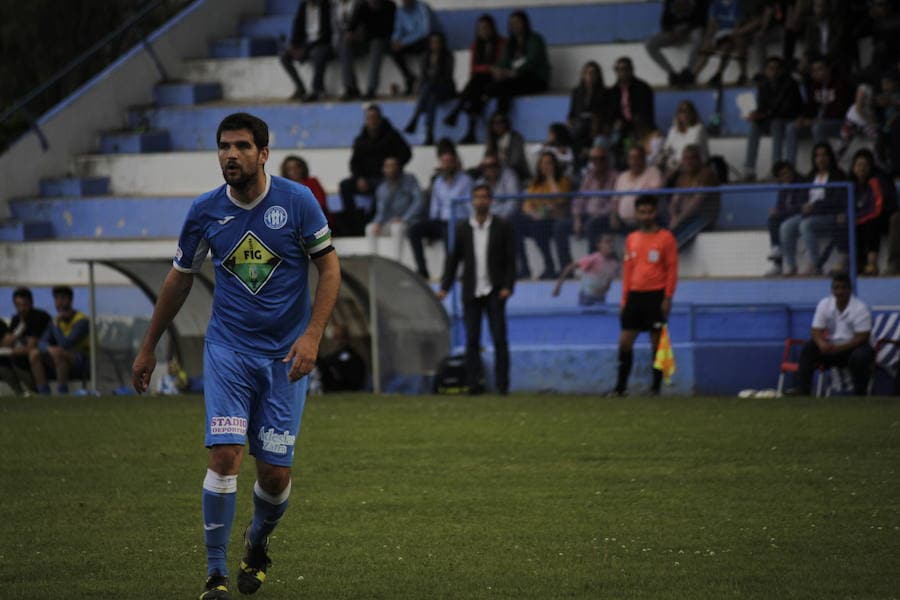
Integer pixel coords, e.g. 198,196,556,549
222,163,257,191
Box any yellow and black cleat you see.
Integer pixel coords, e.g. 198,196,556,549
237,527,272,595
199,573,231,600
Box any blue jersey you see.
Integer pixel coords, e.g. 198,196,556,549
174,174,333,357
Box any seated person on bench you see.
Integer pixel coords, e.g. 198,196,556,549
29,286,90,395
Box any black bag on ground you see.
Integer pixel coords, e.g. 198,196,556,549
432,353,484,394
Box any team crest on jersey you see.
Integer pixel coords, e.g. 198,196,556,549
264,205,288,230
222,231,283,294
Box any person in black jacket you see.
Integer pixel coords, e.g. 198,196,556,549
743,56,802,181
339,0,396,100
567,61,610,167
404,32,455,145
279,0,334,101
337,104,412,235
609,57,655,150
437,184,516,395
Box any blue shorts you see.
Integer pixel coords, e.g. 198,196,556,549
203,340,308,467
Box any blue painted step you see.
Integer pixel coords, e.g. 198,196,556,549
39,176,109,197
154,82,223,107
99,130,171,154
248,2,663,50
208,37,280,59
125,87,753,152
0,219,54,242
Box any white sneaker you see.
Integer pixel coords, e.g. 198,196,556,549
765,263,782,277
767,246,782,260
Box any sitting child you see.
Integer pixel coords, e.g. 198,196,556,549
157,358,190,395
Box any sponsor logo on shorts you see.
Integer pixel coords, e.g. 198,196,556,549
258,427,296,455
210,416,248,435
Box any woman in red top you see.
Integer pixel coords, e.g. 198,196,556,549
443,14,505,144
280,155,333,229
845,149,897,275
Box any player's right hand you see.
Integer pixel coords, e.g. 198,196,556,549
132,350,157,394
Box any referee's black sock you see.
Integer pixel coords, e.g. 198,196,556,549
651,368,663,393
616,349,633,393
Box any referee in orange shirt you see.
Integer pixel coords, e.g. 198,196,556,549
613,195,678,395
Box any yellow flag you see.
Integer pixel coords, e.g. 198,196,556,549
653,324,676,384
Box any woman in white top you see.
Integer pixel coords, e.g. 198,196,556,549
662,100,708,176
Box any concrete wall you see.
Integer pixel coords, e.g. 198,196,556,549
0,0,264,216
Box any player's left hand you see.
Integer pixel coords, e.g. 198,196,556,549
661,297,672,318
498,288,512,300
283,333,319,382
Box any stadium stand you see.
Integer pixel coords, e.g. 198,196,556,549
1,0,898,396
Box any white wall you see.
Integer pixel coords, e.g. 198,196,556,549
0,0,264,217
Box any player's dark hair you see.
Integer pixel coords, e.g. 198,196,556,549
472,183,493,198
216,112,269,149
12,287,33,303
635,194,658,210
831,272,851,287
52,285,74,300
365,103,382,116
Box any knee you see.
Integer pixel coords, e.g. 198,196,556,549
257,463,291,495
208,444,243,475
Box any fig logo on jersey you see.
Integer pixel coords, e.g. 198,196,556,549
217,215,236,225
222,231,283,294
264,205,288,230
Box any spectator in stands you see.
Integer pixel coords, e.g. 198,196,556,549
614,146,665,232
0,287,51,395
391,0,439,95
799,0,849,76
859,0,900,83
875,70,900,176
837,84,880,160
567,61,610,165
338,104,412,236
779,142,847,276
667,144,720,247
366,156,425,260
572,145,620,251
610,57,656,151
842,149,897,276
765,160,808,276
436,185,516,395
486,111,530,183
645,0,708,86
157,358,190,395
785,56,852,165
888,211,900,275
484,10,550,114
475,151,520,220
662,100,709,177
408,149,473,279
281,155,333,228
552,234,620,306
521,151,573,279
796,273,874,396
743,56,802,181
29,286,89,395
404,32,455,145
339,0,396,100
444,14,506,144
534,122,576,177
691,0,757,86
279,0,334,102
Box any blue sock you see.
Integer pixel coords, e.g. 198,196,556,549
37,383,51,394
202,469,238,576
248,480,291,547
57,383,69,394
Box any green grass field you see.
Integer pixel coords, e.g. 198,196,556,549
1,393,898,599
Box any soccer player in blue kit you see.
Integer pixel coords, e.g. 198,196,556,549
132,113,341,599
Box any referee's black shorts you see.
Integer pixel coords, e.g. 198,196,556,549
620,289,666,332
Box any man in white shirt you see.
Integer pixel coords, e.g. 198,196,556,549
797,273,875,395
614,146,664,230
437,185,516,394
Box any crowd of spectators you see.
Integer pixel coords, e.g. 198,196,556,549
276,0,900,280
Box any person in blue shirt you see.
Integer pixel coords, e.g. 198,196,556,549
131,113,341,600
28,285,90,395
390,0,439,95
407,149,473,279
